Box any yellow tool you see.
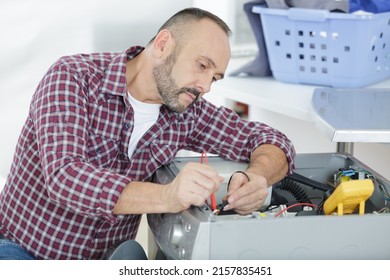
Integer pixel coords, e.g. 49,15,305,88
324,179,374,215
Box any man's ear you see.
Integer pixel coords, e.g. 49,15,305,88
152,29,173,58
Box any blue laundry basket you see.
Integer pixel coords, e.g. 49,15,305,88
253,6,390,87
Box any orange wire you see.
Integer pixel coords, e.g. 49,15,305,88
200,151,216,211
210,194,217,211
200,150,208,164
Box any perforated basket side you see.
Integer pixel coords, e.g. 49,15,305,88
253,7,390,87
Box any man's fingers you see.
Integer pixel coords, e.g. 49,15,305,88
168,162,223,211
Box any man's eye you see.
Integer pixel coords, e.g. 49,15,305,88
199,63,206,70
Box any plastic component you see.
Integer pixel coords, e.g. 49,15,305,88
324,179,374,215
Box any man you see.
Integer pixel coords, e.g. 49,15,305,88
0,7,295,259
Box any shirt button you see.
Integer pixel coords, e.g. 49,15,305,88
125,123,130,129
120,153,127,159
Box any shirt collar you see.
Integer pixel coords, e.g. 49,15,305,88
100,46,144,98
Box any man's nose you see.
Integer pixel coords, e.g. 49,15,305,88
196,75,213,94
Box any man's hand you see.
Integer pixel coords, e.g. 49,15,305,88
222,171,268,215
220,144,288,215
163,162,224,213
113,144,288,216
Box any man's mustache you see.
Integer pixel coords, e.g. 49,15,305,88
179,87,201,101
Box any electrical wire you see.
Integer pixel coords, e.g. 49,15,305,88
274,202,318,218
212,201,228,215
376,207,390,214
355,169,390,203
335,168,390,206
287,172,330,192
213,170,251,215
374,177,390,202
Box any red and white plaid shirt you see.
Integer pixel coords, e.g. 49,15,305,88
0,46,295,259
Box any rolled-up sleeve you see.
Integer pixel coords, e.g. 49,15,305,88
186,100,296,174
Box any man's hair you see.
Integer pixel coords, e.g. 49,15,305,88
148,7,232,47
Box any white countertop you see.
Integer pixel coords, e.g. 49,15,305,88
212,57,390,143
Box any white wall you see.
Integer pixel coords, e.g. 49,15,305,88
0,0,193,179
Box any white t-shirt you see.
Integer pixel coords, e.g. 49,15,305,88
127,92,161,158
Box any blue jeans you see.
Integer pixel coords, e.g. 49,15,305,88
0,235,36,260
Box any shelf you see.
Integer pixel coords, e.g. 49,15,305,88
312,88,390,143
211,57,390,143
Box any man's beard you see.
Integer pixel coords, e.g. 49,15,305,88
153,51,200,113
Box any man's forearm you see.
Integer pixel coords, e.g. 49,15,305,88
113,181,169,215
246,144,289,186
113,162,223,215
